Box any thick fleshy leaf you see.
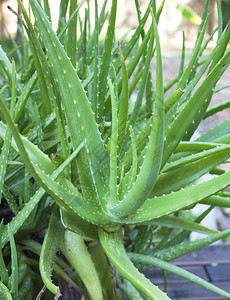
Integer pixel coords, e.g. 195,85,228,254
118,170,230,223
27,0,110,205
97,0,117,124
151,144,230,196
0,282,12,300
60,231,104,300
151,228,230,261
0,97,110,224
145,216,217,236
108,11,164,217
39,206,64,295
60,208,98,239
163,51,230,165
0,142,85,249
99,226,170,300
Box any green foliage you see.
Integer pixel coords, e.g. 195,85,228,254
0,0,230,299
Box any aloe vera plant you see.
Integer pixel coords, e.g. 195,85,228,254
0,0,230,299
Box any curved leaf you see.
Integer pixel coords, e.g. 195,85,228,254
39,205,64,295
151,144,230,197
0,142,84,249
119,170,230,223
99,226,170,300
0,282,13,300
60,231,103,300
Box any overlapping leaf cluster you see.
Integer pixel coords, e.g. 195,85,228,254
0,0,230,299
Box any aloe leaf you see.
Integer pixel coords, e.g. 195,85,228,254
92,0,99,114
164,89,184,113
175,141,221,153
186,25,230,139
210,23,230,73
0,118,12,203
117,276,145,300
197,119,230,143
117,44,129,148
128,29,154,128
17,0,52,115
0,188,43,250
177,15,209,90
18,274,33,300
116,29,151,116
152,227,230,262
0,222,9,285
0,60,17,203
56,0,69,35
0,97,109,223
216,0,223,39
109,12,164,217
120,170,230,223
0,115,78,190
14,74,38,123
0,282,12,300
20,239,84,294
108,78,118,206
51,264,83,296
204,99,230,119
151,144,230,196
32,102,43,150
0,46,19,86
43,0,51,21
97,0,117,124
126,127,138,192
129,68,143,97
87,242,113,299
8,225,18,299
134,0,143,34
23,166,30,203
98,226,170,300
164,143,230,172
200,28,218,56
119,115,152,174
29,0,110,203
58,1,83,39
80,8,88,81
49,86,70,166
201,194,230,207
40,205,64,295
134,1,155,114
0,142,85,249
163,51,230,165
118,126,138,201
113,1,152,73
129,253,230,299
85,0,108,63
60,230,104,300
133,226,153,254
145,216,217,236
162,206,215,249
66,0,78,67
197,0,209,36
0,120,56,176
60,208,98,239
